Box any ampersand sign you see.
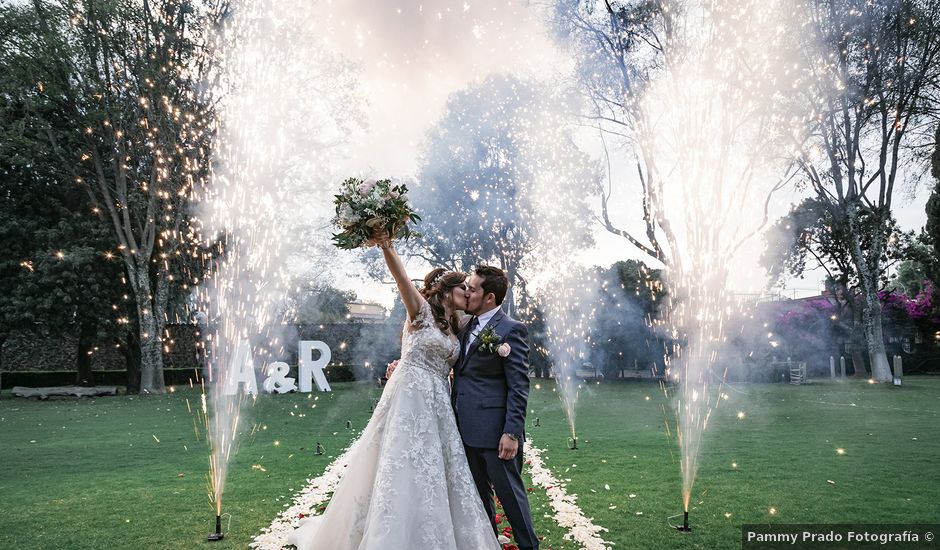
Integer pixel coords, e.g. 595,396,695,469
262,361,297,394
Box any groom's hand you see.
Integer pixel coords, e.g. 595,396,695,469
498,434,519,460
385,359,399,379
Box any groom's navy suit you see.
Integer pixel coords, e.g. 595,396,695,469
452,307,539,550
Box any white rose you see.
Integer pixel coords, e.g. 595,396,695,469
497,343,511,357
340,204,356,221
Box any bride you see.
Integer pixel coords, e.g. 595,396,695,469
287,231,500,549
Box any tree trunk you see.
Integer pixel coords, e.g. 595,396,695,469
129,262,165,394
850,346,868,378
0,334,6,396
860,286,892,382
137,303,165,394
846,211,892,383
122,329,141,393
154,267,170,362
848,304,869,377
75,321,95,386
502,258,517,318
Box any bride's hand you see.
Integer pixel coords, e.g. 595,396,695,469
366,227,392,249
385,359,399,379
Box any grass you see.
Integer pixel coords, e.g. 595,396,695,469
0,377,938,549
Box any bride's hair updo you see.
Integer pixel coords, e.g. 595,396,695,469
420,267,465,334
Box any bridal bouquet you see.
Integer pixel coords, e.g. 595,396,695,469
331,177,421,250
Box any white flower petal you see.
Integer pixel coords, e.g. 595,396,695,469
524,437,613,550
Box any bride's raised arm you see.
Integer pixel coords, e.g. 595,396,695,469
372,231,423,322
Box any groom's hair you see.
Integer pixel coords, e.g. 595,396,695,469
474,265,508,305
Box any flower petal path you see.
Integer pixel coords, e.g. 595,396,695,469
250,434,612,549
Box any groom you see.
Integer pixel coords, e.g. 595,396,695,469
453,265,539,550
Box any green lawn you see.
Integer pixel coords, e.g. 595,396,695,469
0,377,937,549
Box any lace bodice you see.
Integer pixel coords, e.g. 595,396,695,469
400,301,459,378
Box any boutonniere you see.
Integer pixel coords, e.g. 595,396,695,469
478,327,511,357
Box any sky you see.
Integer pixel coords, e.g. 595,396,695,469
320,0,562,175
304,0,933,309
309,0,570,306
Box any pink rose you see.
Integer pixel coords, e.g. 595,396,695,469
497,343,511,357
358,179,376,196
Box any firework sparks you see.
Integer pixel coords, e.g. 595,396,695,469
190,0,362,529
631,0,818,517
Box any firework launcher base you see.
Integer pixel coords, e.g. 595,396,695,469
673,511,691,532
207,515,224,541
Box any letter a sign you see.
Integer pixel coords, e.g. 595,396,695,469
224,339,259,395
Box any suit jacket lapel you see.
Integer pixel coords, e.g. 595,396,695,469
460,309,505,371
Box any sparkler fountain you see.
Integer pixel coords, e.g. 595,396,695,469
521,122,601,453
539,289,596,451
637,0,813,531
194,0,359,540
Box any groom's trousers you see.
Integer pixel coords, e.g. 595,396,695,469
464,444,539,550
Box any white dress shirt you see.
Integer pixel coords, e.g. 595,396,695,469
465,306,500,354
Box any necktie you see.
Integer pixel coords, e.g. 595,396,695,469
465,316,480,353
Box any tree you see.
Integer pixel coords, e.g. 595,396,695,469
607,259,667,319
763,198,912,290
789,0,940,381
0,155,134,387
410,74,597,315
926,123,940,281
551,0,677,266
590,260,670,378
763,297,844,366
763,198,913,374
0,30,140,386
285,283,355,325
1,0,221,392
889,236,935,296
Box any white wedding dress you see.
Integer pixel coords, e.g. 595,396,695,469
287,300,500,550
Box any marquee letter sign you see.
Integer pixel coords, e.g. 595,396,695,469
223,340,332,395
263,361,297,393
224,339,259,396
298,340,332,392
